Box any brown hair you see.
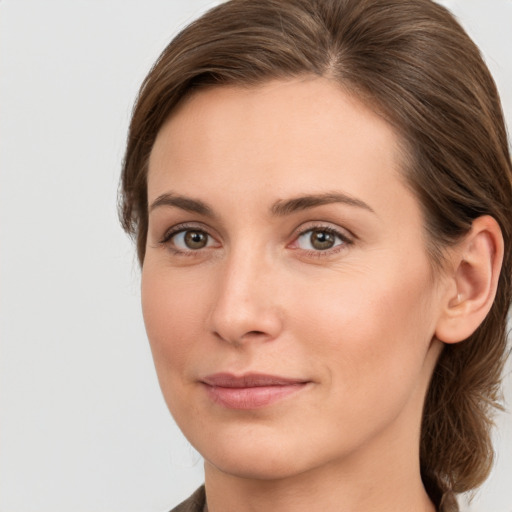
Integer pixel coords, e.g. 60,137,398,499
119,0,512,509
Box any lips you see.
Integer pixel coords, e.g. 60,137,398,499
201,373,310,409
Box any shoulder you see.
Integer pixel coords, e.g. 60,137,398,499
169,485,206,512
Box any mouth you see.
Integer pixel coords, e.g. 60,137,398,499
200,373,311,409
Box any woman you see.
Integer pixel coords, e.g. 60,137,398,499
119,0,512,511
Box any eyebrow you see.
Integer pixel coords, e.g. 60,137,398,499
149,193,214,217
270,192,375,216
149,191,375,218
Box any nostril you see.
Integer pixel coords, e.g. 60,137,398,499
213,328,274,345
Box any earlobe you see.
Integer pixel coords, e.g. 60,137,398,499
435,215,504,344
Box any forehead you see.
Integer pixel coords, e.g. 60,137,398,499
148,77,409,214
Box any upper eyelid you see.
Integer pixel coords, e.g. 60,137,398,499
159,222,216,244
297,227,349,242
291,221,356,241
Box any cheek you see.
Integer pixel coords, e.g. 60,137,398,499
291,258,437,400
141,265,209,383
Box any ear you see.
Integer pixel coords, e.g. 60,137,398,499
435,215,504,344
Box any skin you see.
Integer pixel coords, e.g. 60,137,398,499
142,77,453,512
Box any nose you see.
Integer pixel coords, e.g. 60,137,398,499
208,249,284,346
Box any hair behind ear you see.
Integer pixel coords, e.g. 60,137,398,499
422,216,507,497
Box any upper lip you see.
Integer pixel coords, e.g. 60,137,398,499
201,373,309,388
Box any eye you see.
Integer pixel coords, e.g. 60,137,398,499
163,227,218,252
294,227,349,252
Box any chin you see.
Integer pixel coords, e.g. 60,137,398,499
190,420,344,483
204,447,309,481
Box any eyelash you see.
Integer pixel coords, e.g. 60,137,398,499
158,223,354,257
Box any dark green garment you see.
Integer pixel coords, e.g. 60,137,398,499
170,486,206,512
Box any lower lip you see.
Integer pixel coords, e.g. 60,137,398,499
203,383,308,409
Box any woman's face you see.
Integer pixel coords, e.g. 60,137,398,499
142,78,446,481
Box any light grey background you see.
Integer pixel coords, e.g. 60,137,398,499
0,1,510,511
